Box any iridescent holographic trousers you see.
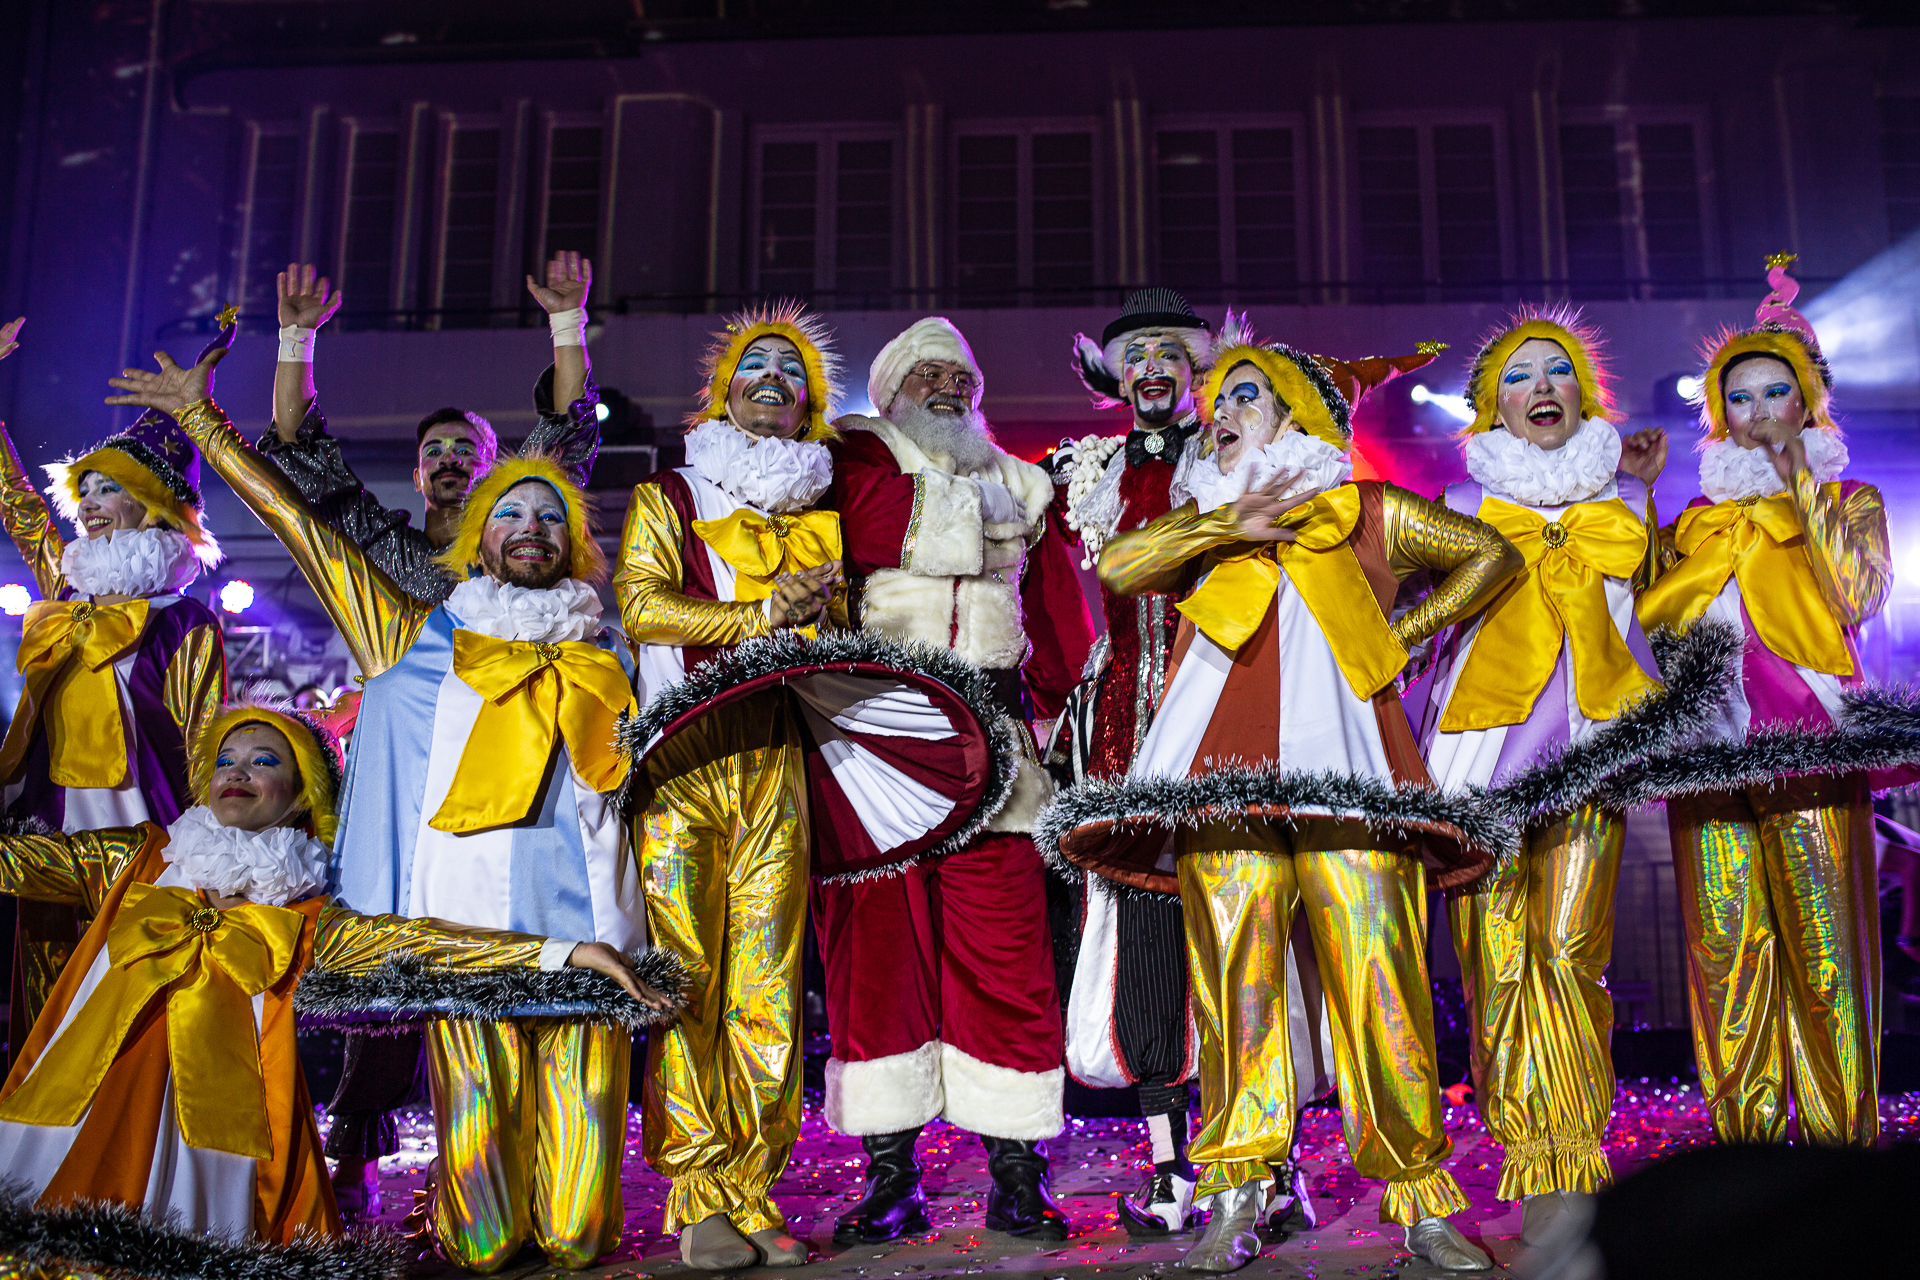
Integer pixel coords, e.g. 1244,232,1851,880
1179,820,1469,1227
639,690,809,1235
1448,805,1624,1200
1668,773,1881,1147
424,1018,630,1272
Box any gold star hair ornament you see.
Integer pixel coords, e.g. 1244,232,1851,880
215,303,240,329
1417,341,1449,356
1765,251,1799,270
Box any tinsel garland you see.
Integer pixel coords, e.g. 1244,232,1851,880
292,947,688,1031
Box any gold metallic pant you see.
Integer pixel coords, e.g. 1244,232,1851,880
1448,805,1623,1200
1669,773,1880,1147
1179,820,1468,1227
639,691,809,1235
424,1019,630,1272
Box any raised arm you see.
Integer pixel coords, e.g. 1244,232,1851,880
1794,474,1892,627
1381,483,1523,648
0,320,66,598
0,822,149,913
524,252,602,488
106,347,430,675
162,622,229,754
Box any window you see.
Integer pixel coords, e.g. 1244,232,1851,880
1154,124,1302,302
543,125,602,258
1879,98,1920,241
1355,120,1504,302
337,126,399,329
953,126,1096,303
436,124,502,326
752,134,897,305
1560,117,1710,299
238,128,300,315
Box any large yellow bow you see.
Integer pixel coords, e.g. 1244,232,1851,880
0,597,149,789
432,630,637,834
691,508,843,603
1176,485,1409,700
1439,497,1658,731
0,883,303,1159
1637,493,1851,675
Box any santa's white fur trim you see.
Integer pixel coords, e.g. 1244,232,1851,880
870,317,983,414
905,471,987,577
939,1042,1064,1140
825,1039,945,1135
983,752,1053,835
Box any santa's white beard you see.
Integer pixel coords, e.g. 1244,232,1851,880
884,400,1001,473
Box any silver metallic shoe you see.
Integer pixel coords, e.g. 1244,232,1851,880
1181,1181,1268,1273
680,1213,757,1270
1405,1216,1493,1271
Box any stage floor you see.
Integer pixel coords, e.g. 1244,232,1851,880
341,1082,1920,1279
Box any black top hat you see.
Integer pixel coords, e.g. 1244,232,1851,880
1100,288,1211,347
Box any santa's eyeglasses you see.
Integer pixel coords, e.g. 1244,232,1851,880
907,363,979,395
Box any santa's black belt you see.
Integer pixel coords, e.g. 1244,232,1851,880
981,667,1026,720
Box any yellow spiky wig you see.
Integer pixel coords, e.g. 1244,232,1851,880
688,301,843,442
191,701,344,846
435,451,607,585
1200,343,1354,450
1462,305,1616,436
44,446,221,569
1694,257,1835,440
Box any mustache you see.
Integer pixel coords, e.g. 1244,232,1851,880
431,463,470,482
926,392,969,412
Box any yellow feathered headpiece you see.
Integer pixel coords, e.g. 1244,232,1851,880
44,437,221,568
190,701,344,846
1462,304,1616,435
435,452,607,585
1198,314,1442,450
689,301,843,442
1694,254,1836,440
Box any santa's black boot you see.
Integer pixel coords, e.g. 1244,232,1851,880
982,1137,1069,1240
833,1129,931,1244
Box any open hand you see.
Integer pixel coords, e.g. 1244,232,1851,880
1229,485,1319,543
278,264,342,330
1749,420,1807,484
0,316,21,362
768,559,843,629
105,347,229,415
1618,427,1668,485
527,251,592,314
566,941,677,1013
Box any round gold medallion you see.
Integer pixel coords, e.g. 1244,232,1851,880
188,906,220,933
1541,521,1569,548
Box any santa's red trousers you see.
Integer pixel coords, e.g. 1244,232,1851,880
810,832,1065,1141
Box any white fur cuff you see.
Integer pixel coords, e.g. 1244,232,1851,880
904,471,985,577
939,1042,1064,1140
825,1040,945,1136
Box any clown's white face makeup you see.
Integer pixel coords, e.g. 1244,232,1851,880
75,472,147,538
1496,338,1583,450
1207,362,1293,472
1120,331,1194,428
209,724,304,833
1723,355,1809,451
726,336,810,439
478,479,571,589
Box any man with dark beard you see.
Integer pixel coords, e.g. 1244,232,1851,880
1052,289,1215,1236
814,317,1094,1243
139,343,646,1271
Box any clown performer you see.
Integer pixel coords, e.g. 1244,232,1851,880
1046,325,1521,1273
814,317,1095,1243
612,304,843,1269
257,253,601,602
0,701,668,1278
1636,257,1894,1149
1416,307,1668,1243
0,317,228,1054
105,352,646,1272
1051,289,1214,1235
258,253,600,1222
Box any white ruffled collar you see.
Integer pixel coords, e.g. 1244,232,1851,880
158,805,330,908
1177,430,1354,514
61,527,202,598
446,576,604,644
1697,430,1849,504
684,420,833,515
1463,416,1620,509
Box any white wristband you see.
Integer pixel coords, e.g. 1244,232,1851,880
548,307,588,347
277,324,315,364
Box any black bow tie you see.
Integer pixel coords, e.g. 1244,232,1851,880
1125,419,1198,469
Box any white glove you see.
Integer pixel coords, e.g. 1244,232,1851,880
976,479,1020,527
